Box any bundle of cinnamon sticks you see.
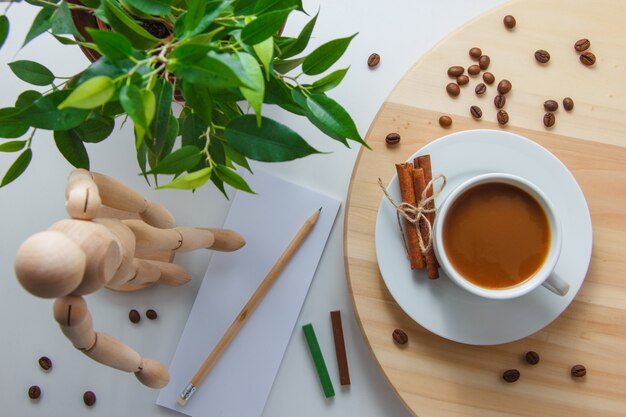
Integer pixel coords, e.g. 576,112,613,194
395,155,439,279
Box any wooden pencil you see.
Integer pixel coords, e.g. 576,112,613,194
177,207,322,407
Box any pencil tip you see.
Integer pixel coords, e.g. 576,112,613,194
318,206,323,212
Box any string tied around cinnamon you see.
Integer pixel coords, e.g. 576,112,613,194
378,174,447,256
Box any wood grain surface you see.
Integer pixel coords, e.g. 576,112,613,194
344,0,626,416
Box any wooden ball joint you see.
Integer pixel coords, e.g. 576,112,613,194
14,169,246,388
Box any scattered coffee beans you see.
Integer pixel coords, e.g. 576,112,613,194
503,15,516,29
574,38,590,52
494,94,506,109
392,328,408,345
497,109,509,125
457,75,470,85
447,65,465,77
469,47,482,59
580,51,596,66
446,83,461,96
468,64,481,76
479,55,490,70
439,115,453,128
129,309,141,324
83,390,97,407
385,132,401,144
497,79,512,95
470,105,482,119
525,351,540,365
28,385,41,399
482,72,495,84
543,112,556,127
38,356,52,371
544,100,558,111
367,53,380,68
502,369,520,383
563,97,574,111
571,364,586,377
534,49,551,64
146,309,158,320
475,83,487,95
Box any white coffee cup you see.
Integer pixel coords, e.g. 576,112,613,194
433,173,569,299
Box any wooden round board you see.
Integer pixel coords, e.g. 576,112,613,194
344,0,626,416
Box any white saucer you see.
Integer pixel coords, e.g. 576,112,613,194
375,129,592,345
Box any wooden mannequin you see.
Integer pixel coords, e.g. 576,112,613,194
14,169,246,388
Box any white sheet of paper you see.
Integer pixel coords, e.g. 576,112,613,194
156,169,340,417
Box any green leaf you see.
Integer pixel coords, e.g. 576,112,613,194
0,108,29,138
182,82,212,124
185,1,231,38
98,0,160,49
54,130,90,169
181,113,207,148
185,0,206,34
225,115,320,162
146,145,202,174
305,93,361,144
280,11,317,59
264,76,305,114
8,60,55,86
273,56,304,74
24,7,54,47
120,85,152,131
150,78,174,156
0,15,8,50
214,164,254,193
254,0,300,14
233,0,256,15
158,166,212,190
18,92,89,130
0,140,26,153
15,91,42,109
169,51,252,89
241,8,292,45
86,28,133,60
224,143,252,172
51,1,81,38
237,52,264,125
302,33,357,75
1,148,32,188
51,34,96,48
72,114,115,143
253,37,273,80
124,0,172,16
306,67,349,93
58,76,116,110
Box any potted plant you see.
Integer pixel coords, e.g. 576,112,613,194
0,0,365,195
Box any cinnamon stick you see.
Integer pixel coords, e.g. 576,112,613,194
395,163,424,269
414,155,440,272
412,167,439,279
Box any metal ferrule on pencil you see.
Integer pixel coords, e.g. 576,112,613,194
178,383,197,405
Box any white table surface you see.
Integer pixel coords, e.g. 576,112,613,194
0,1,506,416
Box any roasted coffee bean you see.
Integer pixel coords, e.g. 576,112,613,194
580,51,596,66
535,49,550,63
571,364,586,377
446,82,461,96
28,385,41,400
497,79,512,94
482,72,495,85
544,100,558,111
475,83,487,95
468,64,481,76
385,132,401,144
129,309,140,324
497,109,509,125
146,309,158,320
38,356,52,371
439,115,453,128
502,369,520,382
479,55,490,70
494,94,506,109
543,112,556,127
563,97,574,111
525,351,540,365
447,65,465,77
469,47,482,59
503,15,516,29
470,105,482,119
83,391,96,406
392,328,408,345
456,75,470,85
574,38,590,52
367,53,380,68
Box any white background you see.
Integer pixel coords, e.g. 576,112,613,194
0,1,505,416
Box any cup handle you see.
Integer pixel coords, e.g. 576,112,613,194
542,273,570,296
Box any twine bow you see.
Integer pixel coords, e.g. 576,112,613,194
379,174,447,256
